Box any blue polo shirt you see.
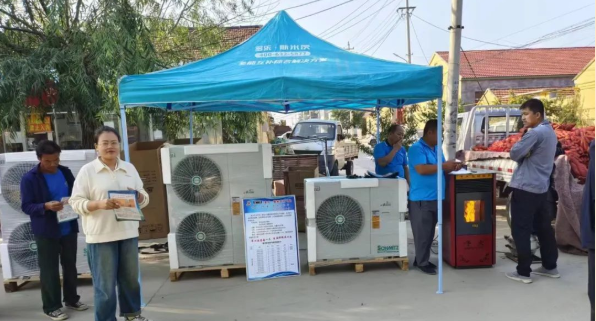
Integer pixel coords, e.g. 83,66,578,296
43,171,71,236
408,139,446,201
373,141,407,177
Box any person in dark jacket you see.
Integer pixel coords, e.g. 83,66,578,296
20,140,88,320
581,140,595,321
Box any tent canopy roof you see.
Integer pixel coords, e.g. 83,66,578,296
118,11,443,113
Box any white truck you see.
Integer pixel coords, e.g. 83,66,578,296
457,105,523,197
287,119,359,176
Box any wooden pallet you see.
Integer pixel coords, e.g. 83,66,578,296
169,265,246,282
308,257,409,275
4,273,92,293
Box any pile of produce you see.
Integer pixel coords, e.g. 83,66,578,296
472,123,595,184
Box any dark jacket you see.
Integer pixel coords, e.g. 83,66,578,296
20,164,79,239
581,140,595,250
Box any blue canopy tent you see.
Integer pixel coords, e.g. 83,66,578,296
117,11,447,293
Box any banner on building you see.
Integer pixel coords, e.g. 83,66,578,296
27,114,52,133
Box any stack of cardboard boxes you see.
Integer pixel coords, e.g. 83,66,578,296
283,166,319,232
126,142,170,240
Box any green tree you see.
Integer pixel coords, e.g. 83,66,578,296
506,90,585,126
0,0,258,147
331,110,366,132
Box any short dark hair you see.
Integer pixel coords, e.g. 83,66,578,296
36,140,61,158
94,126,121,143
423,119,438,136
387,124,402,134
520,99,545,118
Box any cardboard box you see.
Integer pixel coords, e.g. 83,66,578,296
283,167,318,232
284,166,319,197
128,141,170,240
274,180,285,196
295,196,306,233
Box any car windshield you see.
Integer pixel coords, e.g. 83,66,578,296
291,123,336,140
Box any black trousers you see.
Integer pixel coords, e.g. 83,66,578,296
510,188,558,277
35,233,80,314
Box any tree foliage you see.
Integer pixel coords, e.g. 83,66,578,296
0,0,260,147
505,90,586,126
330,110,366,132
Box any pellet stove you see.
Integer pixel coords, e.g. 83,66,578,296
443,171,496,268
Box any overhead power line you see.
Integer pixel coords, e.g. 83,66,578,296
319,0,376,37
351,0,400,42
410,19,428,64
297,0,355,20
324,0,397,39
471,2,596,49
363,16,402,54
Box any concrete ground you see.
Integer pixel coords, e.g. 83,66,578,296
0,153,590,321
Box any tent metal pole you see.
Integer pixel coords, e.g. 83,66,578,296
119,105,130,162
375,103,381,143
119,105,144,305
189,110,194,144
436,99,444,294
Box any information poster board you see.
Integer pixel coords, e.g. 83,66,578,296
243,196,300,281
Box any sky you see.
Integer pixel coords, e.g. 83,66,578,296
228,0,595,126
230,0,595,65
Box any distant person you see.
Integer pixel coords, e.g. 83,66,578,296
408,120,461,275
20,140,88,320
373,124,410,184
506,99,559,284
69,126,151,321
581,141,595,320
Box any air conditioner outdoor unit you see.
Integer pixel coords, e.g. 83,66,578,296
162,144,272,269
305,177,408,263
0,150,96,279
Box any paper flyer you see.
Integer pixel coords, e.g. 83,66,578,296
56,197,79,223
108,190,145,222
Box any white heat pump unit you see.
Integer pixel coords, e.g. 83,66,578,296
305,177,408,263
0,150,95,279
162,144,273,269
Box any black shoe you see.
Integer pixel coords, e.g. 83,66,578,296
414,260,437,269
414,261,437,275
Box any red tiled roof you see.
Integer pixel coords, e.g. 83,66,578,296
156,25,261,62
486,87,576,103
191,25,261,60
436,47,595,79
216,25,261,50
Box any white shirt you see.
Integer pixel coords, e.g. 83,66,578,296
70,158,149,243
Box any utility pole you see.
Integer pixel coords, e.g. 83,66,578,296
396,1,415,124
344,42,354,51
444,0,463,159
397,1,415,63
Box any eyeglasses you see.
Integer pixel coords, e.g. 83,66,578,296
98,141,120,147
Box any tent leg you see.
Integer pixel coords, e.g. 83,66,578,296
375,106,381,143
436,99,444,295
120,105,130,162
189,110,193,144
119,105,144,305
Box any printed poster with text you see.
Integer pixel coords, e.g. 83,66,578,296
243,196,300,281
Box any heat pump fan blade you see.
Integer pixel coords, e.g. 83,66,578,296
316,195,364,244
1,163,36,211
176,212,227,260
172,156,223,205
7,222,39,270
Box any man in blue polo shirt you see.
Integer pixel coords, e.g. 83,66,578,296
408,120,461,275
373,124,410,184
